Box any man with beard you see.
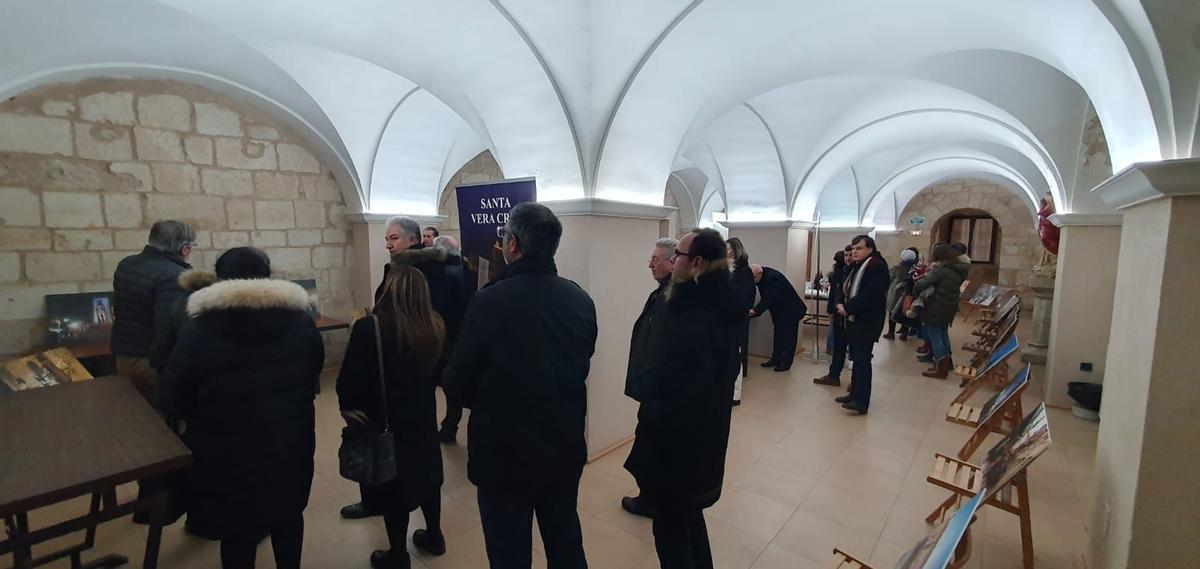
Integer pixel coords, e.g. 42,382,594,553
625,228,742,568
619,237,677,519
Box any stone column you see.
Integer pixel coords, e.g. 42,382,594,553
1088,159,1200,569
546,198,675,459
1043,215,1122,407
1021,273,1055,363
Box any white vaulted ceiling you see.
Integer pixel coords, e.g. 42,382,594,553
2,0,1196,222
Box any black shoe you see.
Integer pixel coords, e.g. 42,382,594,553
438,428,457,446
340,502,381,520
916,354,934,364
773,365,790,372
841,401,868,415
834,394,853,404
732,399,741,407
412,529,446,556
371,549,411,569
621,496,654,518
760,360,778,368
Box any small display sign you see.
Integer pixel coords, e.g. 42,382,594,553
909,216,926,225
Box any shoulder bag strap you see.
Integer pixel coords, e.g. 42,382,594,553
371,315,390,432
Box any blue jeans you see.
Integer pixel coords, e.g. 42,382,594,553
927,324,951,361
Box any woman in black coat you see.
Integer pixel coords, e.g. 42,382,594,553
726,238,755,402
337,265,446,569
158,247,324,569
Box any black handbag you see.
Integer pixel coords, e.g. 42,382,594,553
338,315,398,486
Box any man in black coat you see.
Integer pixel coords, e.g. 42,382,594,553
112,220,195,403
625,228,741,568
749,264,807,371
833,235,890,415
431,235,475,444
443,203,597,569
619,236,677,519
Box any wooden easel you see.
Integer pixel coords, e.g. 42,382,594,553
925,456,1034,569
948,365,1032,460
954,333,1019,391
830,510,977,569
924,404,1051,569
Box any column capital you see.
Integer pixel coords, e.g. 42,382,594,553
346,212,448,225
541,198,675,220
1049,213,1123,227
1091,157,1200,210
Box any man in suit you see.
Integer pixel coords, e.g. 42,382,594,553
749,264,807,371
444,203,597,569
619,237,677,519
832,235,890,415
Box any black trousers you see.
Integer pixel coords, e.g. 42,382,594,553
827,322,848,380
476,477,587,569
441,394,464,435
219,514,304,569
847,340,875,410
771,318,800,366
737,322,750,377
652,502,712,569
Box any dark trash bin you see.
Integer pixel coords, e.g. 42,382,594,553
1068,381,1102,421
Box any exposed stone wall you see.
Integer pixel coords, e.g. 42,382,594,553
891,179,1039,290
1075,102,1113,194
435,150,504,237
0,78,353,364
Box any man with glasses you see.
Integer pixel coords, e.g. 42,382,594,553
444,203,597,568
620,237,678,519
625,228,741,568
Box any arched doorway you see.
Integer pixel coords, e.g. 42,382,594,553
931,208,1001,285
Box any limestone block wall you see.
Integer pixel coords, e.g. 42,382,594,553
435,150,504,237
0,78,354,365
889,179,1039,291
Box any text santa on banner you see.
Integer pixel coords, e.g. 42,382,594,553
455,178,537,289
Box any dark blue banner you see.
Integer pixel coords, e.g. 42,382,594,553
455,178,536,288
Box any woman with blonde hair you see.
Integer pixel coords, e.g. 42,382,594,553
337,265,446,569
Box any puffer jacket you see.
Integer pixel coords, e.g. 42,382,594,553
913,258,969,325
111,246,190,357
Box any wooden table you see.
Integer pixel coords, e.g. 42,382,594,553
67,316,349,360
0,376,192,569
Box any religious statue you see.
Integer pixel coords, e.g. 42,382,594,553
1033,193,1059,278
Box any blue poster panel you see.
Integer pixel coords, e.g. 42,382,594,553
455,178,537,288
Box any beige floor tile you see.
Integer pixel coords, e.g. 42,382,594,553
749,544,825,569
594,500,654,543
770,508,877,565
578,513,656,569
705,517,771,569
577,466,638,516
755,442,839,481
729,461,820,507
706,485,798,540
799,479,896,537
870,537,913,566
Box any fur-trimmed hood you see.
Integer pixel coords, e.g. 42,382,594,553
187,279,310,317
177,269,218,292
390,246,448,267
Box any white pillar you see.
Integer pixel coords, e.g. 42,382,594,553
1021,274,1055,364
546,198,675,460
1043,214,1122,407
725,222,791,357
1089,159,1200,569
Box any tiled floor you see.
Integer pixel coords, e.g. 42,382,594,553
27,315,1098,568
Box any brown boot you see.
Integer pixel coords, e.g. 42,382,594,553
922,357,952,379
915,341,931,354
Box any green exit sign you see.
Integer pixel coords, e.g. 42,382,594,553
909,216,926,225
